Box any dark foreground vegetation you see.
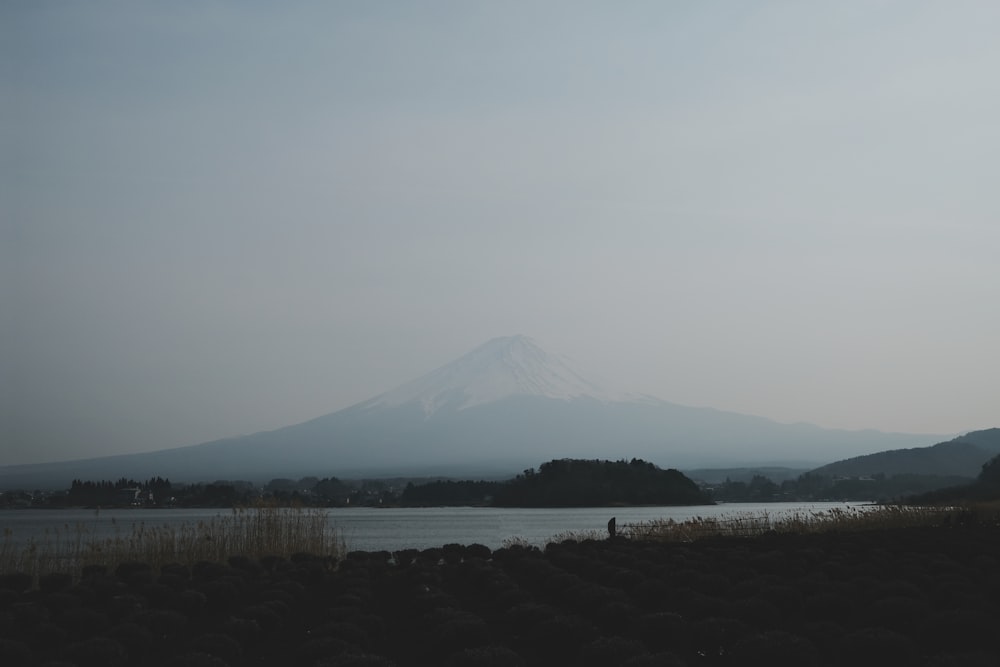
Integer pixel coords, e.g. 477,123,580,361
2,506,1000,667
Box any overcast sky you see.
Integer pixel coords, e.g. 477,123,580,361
3,1,998,466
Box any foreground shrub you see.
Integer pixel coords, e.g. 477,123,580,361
578,635,648,667
447,644,526,667
838,628,919,666
0,639,31,667
315,653,397,667
621,652,688,667
730,631,819,666
63,636,128,667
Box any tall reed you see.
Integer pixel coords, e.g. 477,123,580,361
1,504,343,581
618,503,996,543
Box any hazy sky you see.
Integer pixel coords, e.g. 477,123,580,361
3,1,998,466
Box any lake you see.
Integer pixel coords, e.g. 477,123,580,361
1,502,868,553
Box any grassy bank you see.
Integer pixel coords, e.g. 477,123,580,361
619,502,1000,543
1,504,341,581
4,502,999,583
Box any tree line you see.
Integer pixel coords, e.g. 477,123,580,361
17,475,396,508
707,471,976,503
65,477,174,506
13,451,999,509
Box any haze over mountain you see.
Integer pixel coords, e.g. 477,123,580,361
0,336,945,489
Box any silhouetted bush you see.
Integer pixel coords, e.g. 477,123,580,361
690,616,750,656
802,591,856,620
466,544,492,560
189,633,242,664
315,653,397,667
838,627,919,666
105,622,153,660
197,580,240,612
920,608,995,653
238,603,282,633
621,652,688,667
41,592,80,613
175,589,208,616
57,607,110,641
730,631,819,666
318,621,370,649
427,615,491,653
926,652,1000,667
25,621,68,655
116,560,154,587
220,616,259,644
0,639,32,667
63,636,127,667
728,597,781,629
159,652,230,667
414,547,441,564
485,579,527,610
0,573,32,593
297,636,356,663
393,549,418,567
135,609,188,639
526,614,593,660
503,602,558,630
578,635,648,667
38,573,73,594
447,644,525,667
442,543,466,565
635,612,688,652
863,595,930,634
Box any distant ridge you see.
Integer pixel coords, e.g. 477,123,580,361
811,428,1000,478
0,336,945,489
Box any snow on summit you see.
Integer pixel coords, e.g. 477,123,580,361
368,335,624,416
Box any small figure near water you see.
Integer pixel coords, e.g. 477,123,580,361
607,516,616,539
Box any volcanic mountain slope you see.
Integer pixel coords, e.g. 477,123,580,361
1,336,944,488
361,334,626,414
811,428,1000,479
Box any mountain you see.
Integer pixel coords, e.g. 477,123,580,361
363,334,626,414
810,428,1000,479
0,335,946,489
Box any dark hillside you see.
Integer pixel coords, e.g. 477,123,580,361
908,451,1000,505
812,428,1000,478
952,427,1000,451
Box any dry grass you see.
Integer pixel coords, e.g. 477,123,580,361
618,503,999,543
1,503,343,581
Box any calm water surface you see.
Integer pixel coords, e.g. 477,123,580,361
2,502,868,552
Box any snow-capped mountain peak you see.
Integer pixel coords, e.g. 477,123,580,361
367,335,624,416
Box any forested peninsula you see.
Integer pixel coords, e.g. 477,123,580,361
400,458,712,507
